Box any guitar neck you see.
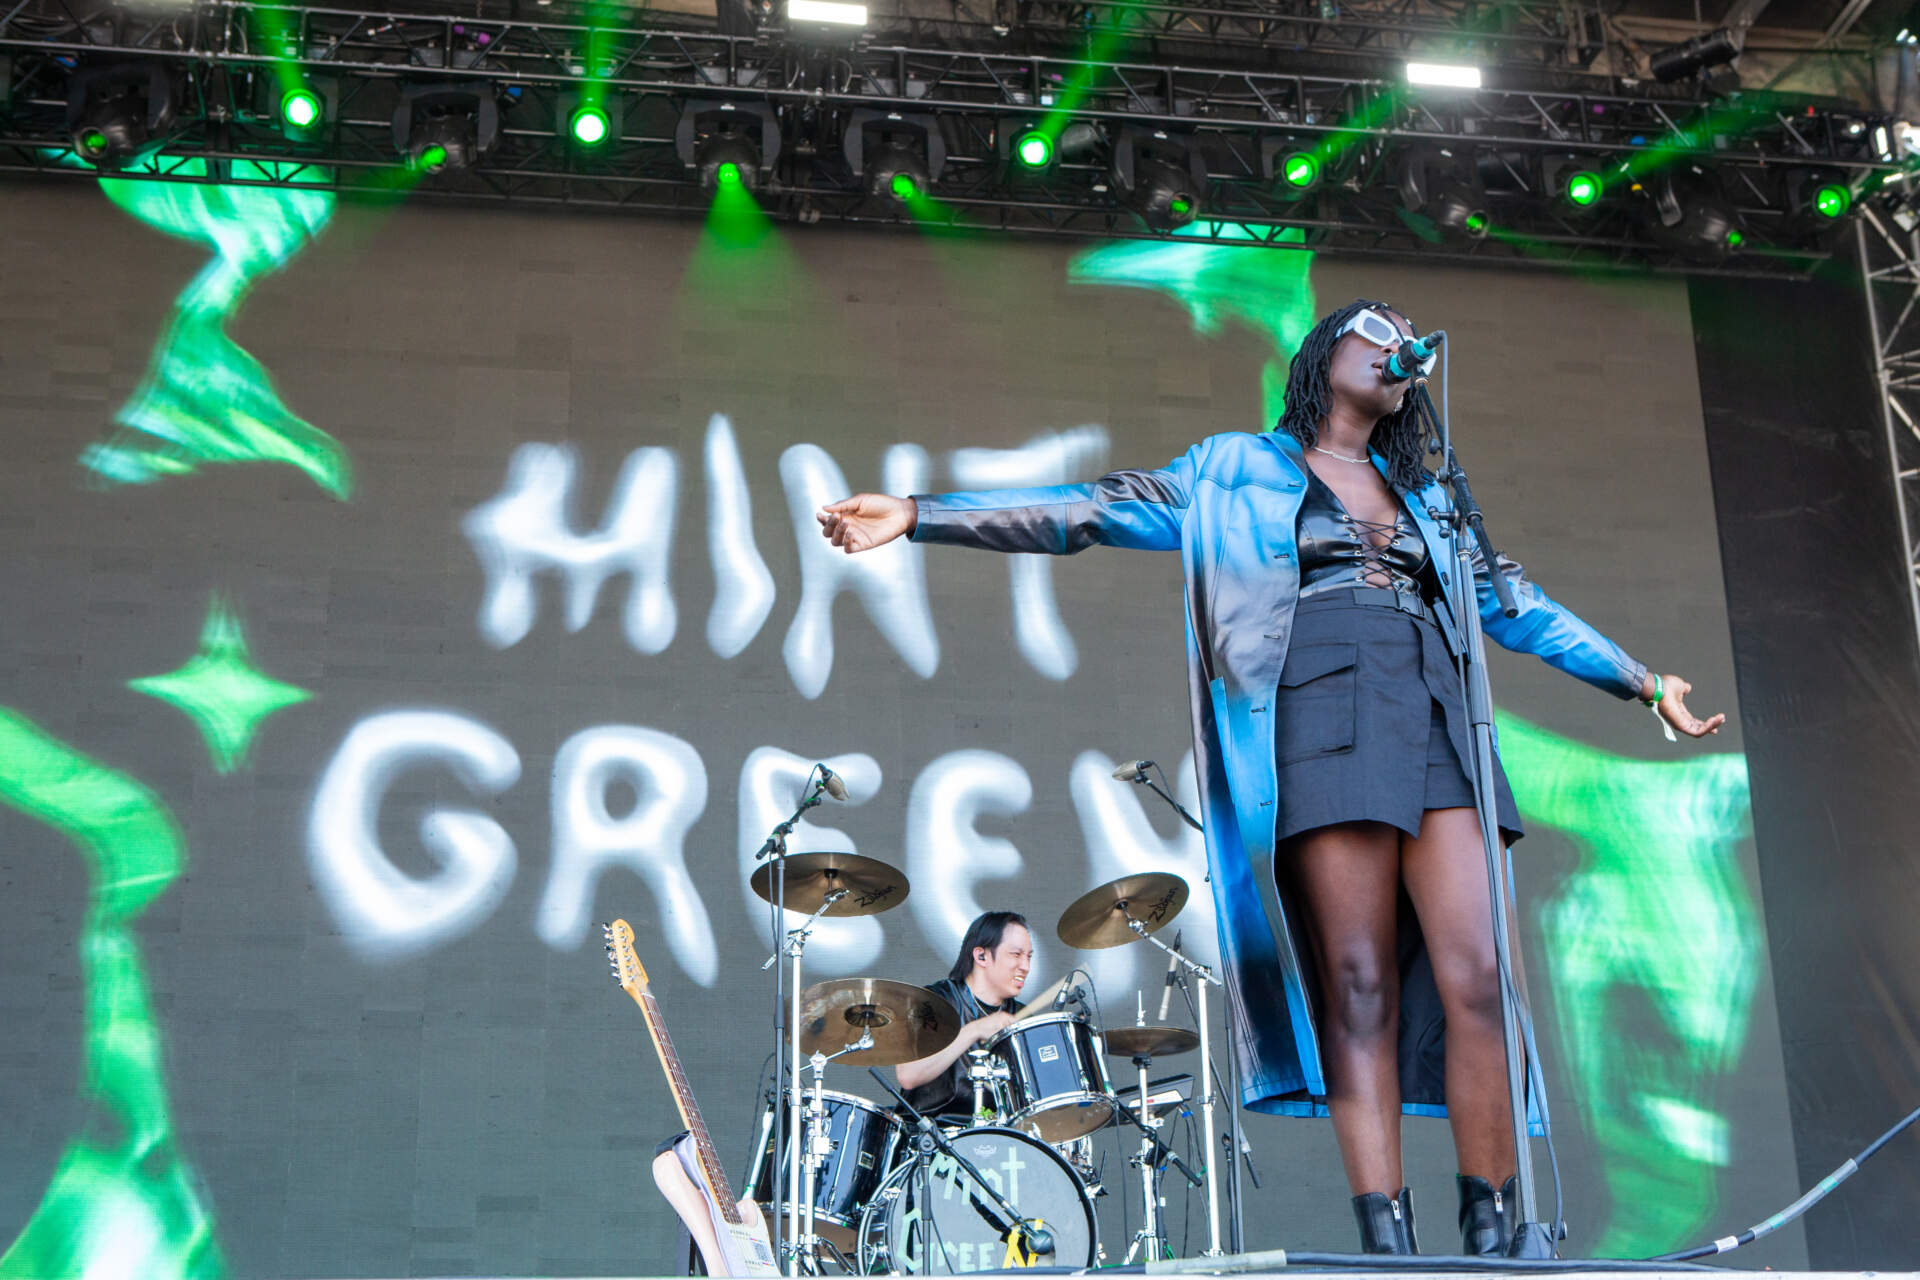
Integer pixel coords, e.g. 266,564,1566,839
629,985,742,1225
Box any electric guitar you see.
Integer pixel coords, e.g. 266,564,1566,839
604,919,779,1277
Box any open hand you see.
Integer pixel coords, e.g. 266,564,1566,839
1653,675,1725,738
817,494,916,553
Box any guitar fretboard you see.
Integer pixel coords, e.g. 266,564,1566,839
636,986,741,1226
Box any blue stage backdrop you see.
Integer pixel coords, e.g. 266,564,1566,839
0,176,1804,1278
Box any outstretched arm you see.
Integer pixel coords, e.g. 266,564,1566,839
817,443,1206,557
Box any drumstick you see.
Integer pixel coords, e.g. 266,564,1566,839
1011,975,1068,1022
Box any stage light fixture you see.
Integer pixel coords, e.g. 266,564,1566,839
676,100,781,190
1406,62,1482,89
1113,126,1205,231
570,104,610,146
392,82,498,173
844,109,945,200
1258,135,1322,202
789,0,866,24
1644,165,1742,262
281,88,321,130
1542,155,1605,210
65,64,176,169
1016,130,1053,169
1393,144,1488,240
1649,27,1740,83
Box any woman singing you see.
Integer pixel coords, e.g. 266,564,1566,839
817,299,1723,1256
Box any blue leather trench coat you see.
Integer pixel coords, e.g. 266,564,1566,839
912,429,1647,1115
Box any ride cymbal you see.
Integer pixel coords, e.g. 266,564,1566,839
1103,1025,1200,1059
798,978,960,1065
1056,872,1189,949
749,851,909,917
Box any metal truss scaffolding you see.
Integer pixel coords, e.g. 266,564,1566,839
0,0,1899,275
1858,205,1920,645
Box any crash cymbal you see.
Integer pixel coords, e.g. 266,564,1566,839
799,978,960,1065
1056,872,1189,949
749,852,909,917
1103,1025,1200,1059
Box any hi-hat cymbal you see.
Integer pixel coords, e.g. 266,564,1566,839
749,852,909,917
1056,872,1189,949
1104,1025,1200,1059
799,978,959,1065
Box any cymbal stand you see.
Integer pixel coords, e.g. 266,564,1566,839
763,883,847,1275
964,1047,1009,1125
754,768,834,1274
1125,911,1224,1256
1122,1042,1166,1263
797,1029,873,1274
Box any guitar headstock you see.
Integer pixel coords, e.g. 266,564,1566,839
603,919,647,995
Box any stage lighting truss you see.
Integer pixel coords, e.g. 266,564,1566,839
0,0,1900,277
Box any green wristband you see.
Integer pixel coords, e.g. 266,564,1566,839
1643,672,1663,707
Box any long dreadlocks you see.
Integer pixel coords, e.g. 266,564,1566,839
1273,298,1436,494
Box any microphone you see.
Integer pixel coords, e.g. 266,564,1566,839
1157,929,1182,1021
818,765,849,801
1383,329,1444,383
1051,983,1085,1012
1111,759,1153,783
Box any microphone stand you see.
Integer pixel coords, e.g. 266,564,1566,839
1412,379,1556,1259
867,1068,1057,1269
1119,764,1251,1253
755,766,832,1274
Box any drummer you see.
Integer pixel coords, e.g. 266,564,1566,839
896,910,1032,1122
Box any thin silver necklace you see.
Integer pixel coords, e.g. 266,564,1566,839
1311,444,1370,465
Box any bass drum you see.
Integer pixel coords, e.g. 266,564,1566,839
856,1126,1097,1274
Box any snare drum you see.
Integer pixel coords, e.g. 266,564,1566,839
745,1089,902,1250
985,1012,1115,1142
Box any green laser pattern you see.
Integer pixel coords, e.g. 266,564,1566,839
81,159,350,499
0,711,223,1280
1498,710,1757,1256
128,595,313,774
1069,226,1318,427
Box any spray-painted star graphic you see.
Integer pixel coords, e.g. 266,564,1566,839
129,596,312,773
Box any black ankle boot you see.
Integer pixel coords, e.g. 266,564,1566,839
1351,1186,1418,1254
1456,1174,1517,1256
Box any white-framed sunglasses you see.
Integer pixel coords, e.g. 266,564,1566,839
1337,309,1434,376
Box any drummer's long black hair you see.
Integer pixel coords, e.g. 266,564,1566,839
1274,298,1436,495
949,911,1030,983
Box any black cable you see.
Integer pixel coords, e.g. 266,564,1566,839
1651,1103,1920,1262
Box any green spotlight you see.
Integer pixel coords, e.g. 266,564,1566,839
890,172,919,199
418,143,448,171
81,128,107,153
281,88,322,131
1169,196,1192,216
1016,131,1053,168
1726,228,1745,248
1280,152,1318,189
1813,183,1849,219
569,105,610,147
716,161,743,187
1566,170,1601,206
1465,211,1488,234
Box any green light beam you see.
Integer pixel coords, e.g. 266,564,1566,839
0,711,224,1280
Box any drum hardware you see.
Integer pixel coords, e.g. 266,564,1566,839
1111,1043,1205,1264
1057,873,1226,1257
752,837,914,1276
962,1047,1010,1124
796,979,959,1066
863,1068,1075,1275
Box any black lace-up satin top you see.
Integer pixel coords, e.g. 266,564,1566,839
1296,468,1431,597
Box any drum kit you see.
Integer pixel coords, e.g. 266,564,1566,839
746,846,1227,1276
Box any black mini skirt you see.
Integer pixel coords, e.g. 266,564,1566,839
1270,593,1523,847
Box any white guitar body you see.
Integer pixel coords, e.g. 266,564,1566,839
653,1135,779,1277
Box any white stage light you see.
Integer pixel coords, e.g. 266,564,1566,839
1406,62,1483,89
789,0,868,24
